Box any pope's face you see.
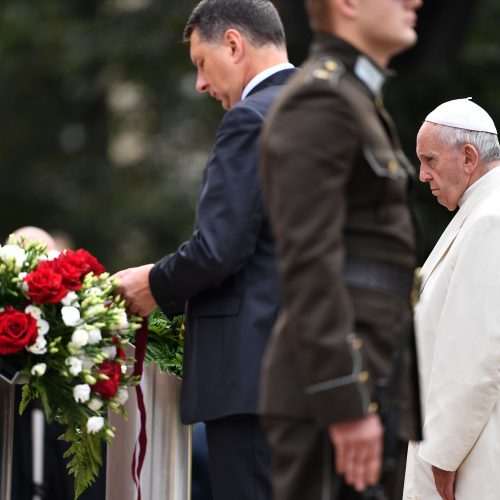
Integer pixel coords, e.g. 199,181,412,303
358,0,422,61
417,122,470,211
189,28,241,111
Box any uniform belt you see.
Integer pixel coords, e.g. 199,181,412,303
343,259,414,298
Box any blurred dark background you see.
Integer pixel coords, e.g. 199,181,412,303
0,0,498,269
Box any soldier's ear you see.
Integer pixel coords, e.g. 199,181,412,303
463,143,480,175
331,0,358,20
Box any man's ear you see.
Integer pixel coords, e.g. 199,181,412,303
463,143,480,175
223,29,245,63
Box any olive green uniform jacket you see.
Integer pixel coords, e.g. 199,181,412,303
259,34,421,442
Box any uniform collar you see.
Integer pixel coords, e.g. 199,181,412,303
310,33,390,97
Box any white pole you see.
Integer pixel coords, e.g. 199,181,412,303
0,380,14,500
31,408,45,500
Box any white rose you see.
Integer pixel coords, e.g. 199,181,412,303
61,291,79,307
121,364,127,375
66,357,83,376
61,306,81,326
116,388,129,405
102,346,117,360
71,329,89,347
0,245,26,270
87,416,104,434
25,305,42,319
31,363,47,377
73,384,91,403
87,398,104,412
88,327,102,345
37,319,49,336
27,336,47,355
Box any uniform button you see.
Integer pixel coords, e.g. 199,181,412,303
358,371,369,384
388,160,399,174
324,60,338,71
352,338,363,351
313,68,330,80
368,402,378,414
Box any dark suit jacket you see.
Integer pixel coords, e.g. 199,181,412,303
149,68,296,425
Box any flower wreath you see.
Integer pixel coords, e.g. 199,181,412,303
0,238,140,498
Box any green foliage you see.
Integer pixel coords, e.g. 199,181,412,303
146,309,184,377
19,383,38,415
60,421,104,499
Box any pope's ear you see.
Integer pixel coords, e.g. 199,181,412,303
463,143,480,174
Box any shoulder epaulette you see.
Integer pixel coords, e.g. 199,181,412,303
306,56,345,87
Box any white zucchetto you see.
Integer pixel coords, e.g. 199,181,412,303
425,97,497,135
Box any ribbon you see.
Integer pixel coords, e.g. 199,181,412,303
131,318,148,500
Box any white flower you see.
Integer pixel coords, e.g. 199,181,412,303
88,398,104,412
47,250,61,261
85,287,102,297
87,416,104,434
27,336,47,355
121,364,127,375
82,357,95,370
73,384,91,403
37,319,49,336
31,363,47,377
61,306,81,326
61,291,79,307
71,329,89,347
66,357,83,376
110,310,128,329
117,388,129,405
88,327,102,345
102,346,117,360
0,245,26,270
25,305,42,319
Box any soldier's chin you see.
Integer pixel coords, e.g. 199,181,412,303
391,31,418,56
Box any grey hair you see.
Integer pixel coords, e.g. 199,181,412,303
183,0,286,48
436,125,500,164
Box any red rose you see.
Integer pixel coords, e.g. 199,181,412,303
62,249,105,279
25,261,68,304
50,257,83,291
92,360,122,400
0,306,39,355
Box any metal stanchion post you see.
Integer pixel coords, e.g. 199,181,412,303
0,380,14,500
106,345,191,500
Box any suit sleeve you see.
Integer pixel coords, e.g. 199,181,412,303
261,86,373,426
418,214,500,470
149,104,266,311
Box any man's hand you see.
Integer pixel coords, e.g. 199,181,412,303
432,465,456,500
328,414,383,492
113,264,157,317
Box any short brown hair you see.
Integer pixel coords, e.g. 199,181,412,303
305,0,331,33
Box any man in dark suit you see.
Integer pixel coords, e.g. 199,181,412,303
115,1,294,498
258,0,423,499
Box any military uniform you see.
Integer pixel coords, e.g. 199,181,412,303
259,34,422,500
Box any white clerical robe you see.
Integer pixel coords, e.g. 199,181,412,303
404,166,500,499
